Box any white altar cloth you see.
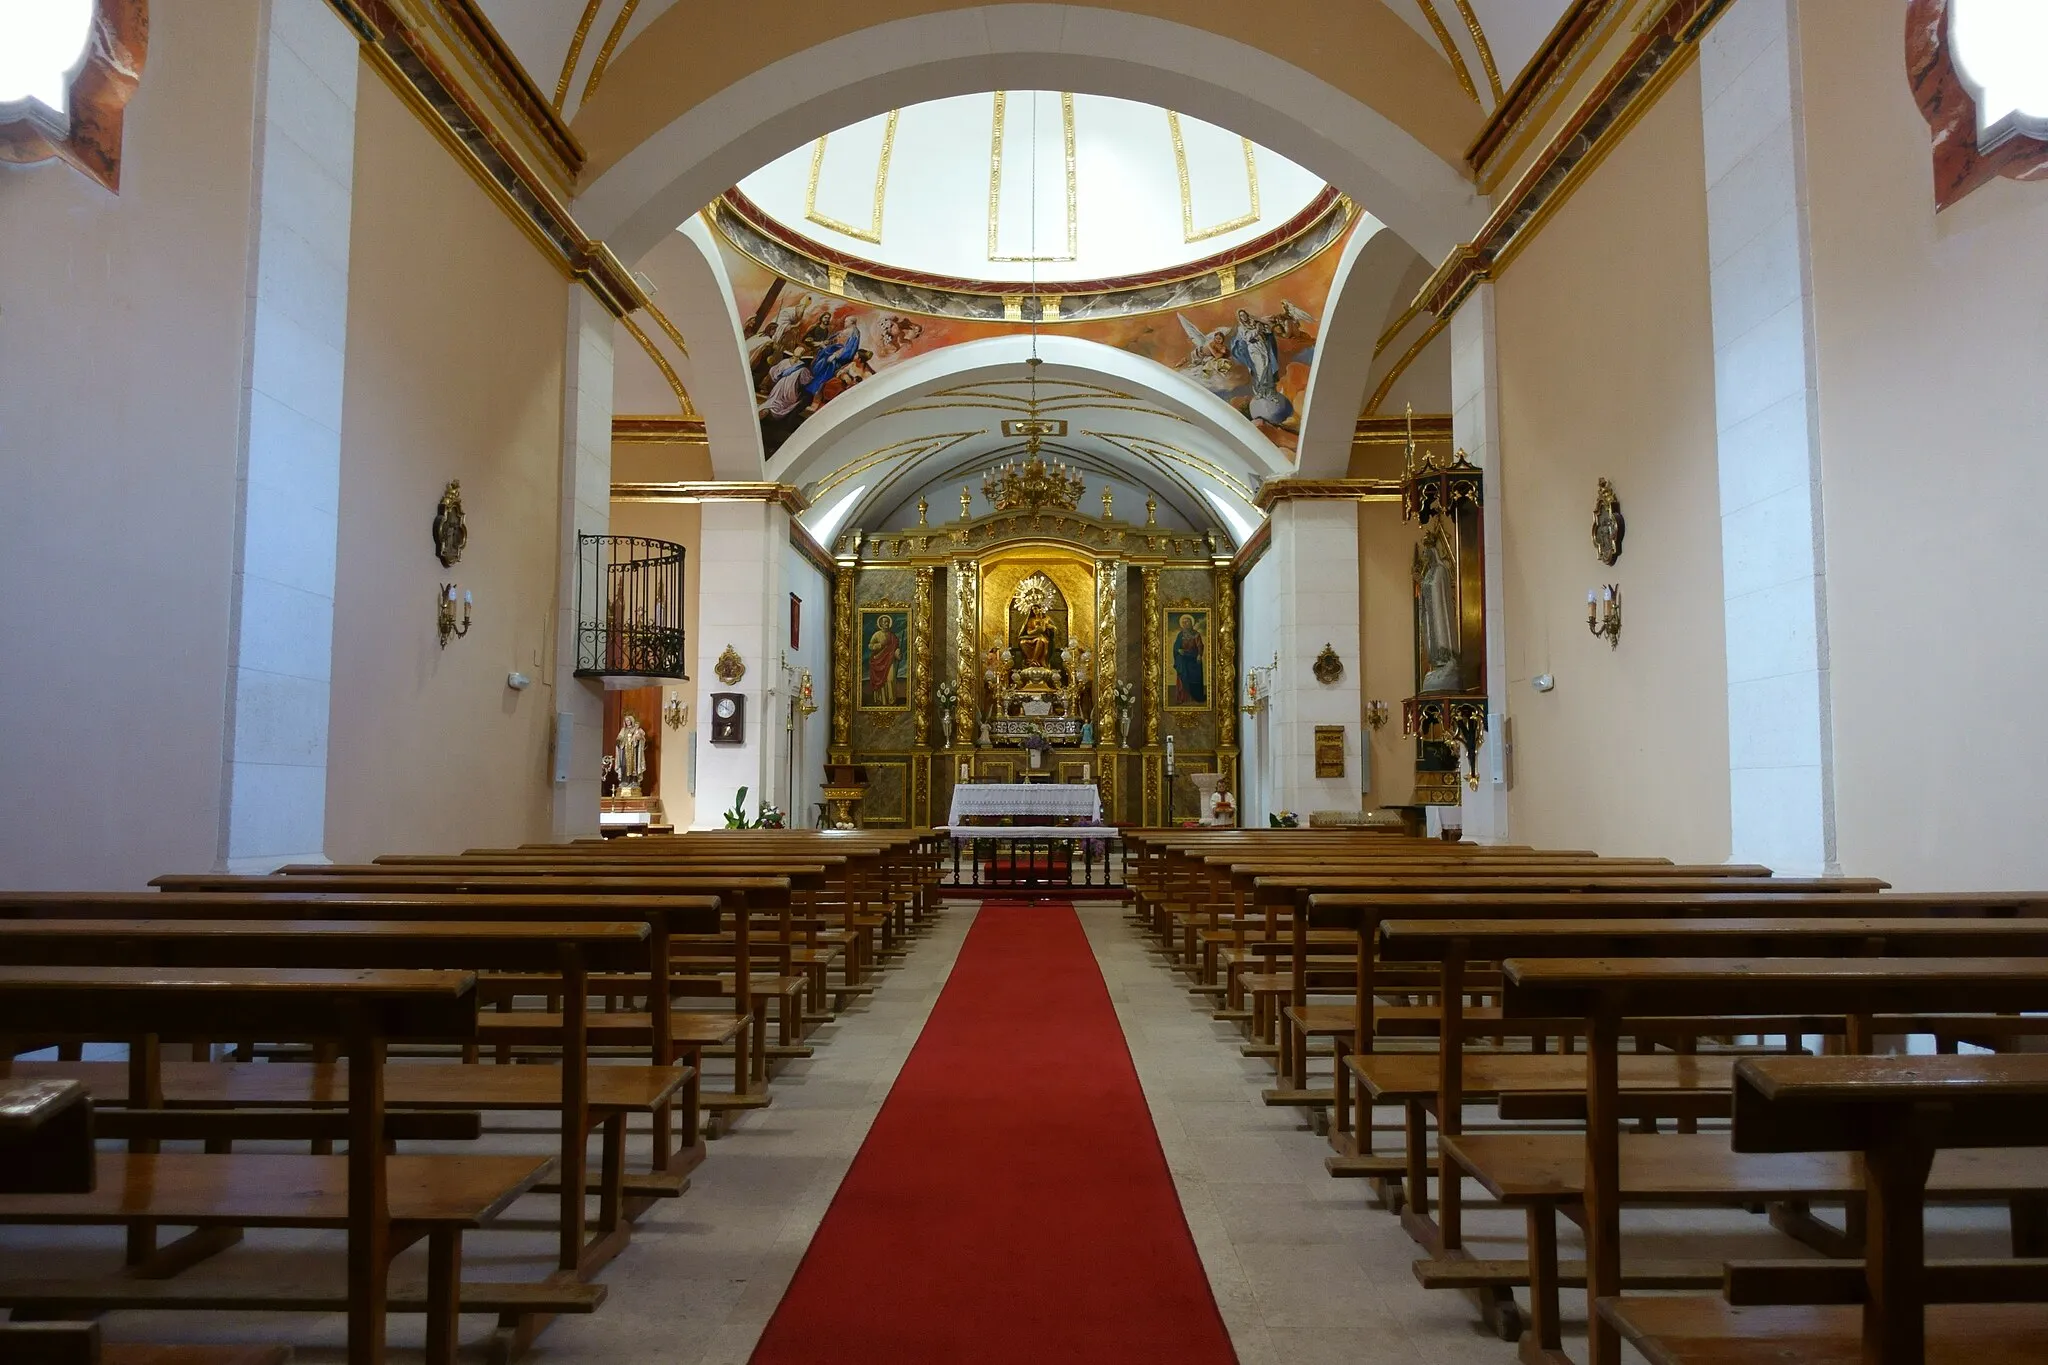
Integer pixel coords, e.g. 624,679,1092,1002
948,782,1102,823
944,824,1112,841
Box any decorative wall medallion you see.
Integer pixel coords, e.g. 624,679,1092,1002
432,481,468,567
1312,643,1344,685
1592,478,1625,566
715,645,747,686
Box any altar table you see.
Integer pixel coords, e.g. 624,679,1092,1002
945,784,1112,890
948,782,1103,824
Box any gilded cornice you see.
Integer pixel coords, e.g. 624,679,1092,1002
1466,0,1626,183
1417,0,1735,325
1354,415,1453,446
325,0,647,321
613,415,709,444
847,509,1224,567
1252,478,1402,511
611,481,810,515
1230,520,1273,578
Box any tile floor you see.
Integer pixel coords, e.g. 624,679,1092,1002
5,898,2012,1362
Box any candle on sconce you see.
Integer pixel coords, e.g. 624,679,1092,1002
958,761,969,781
463,590,472,605
1082,762,1091,782
1587,589,1597,605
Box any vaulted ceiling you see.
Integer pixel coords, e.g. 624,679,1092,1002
477,0,1574,134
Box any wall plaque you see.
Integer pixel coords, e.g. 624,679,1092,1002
1313,725,1345,779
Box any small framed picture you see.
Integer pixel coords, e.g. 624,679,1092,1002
790,593,802,650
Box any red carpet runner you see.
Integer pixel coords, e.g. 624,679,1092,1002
749,902,1237,1364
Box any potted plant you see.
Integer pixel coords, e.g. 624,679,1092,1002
1112,680,1139,746
934,679,959,746
722,786,755,829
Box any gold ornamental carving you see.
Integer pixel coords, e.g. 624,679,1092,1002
1212,562,1238,770
1592,478,1625,566
1094,558,1121,742
1141,566,1162,749
951,558,980,744
714,645,746,686
1313,643,1344,684
910,566,935,748
831,569,855,757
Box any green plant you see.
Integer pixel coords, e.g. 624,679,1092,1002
722,786,754,829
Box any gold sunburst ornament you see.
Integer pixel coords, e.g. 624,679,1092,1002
715,646,746,686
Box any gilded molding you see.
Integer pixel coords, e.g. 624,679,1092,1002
1212,563,1239,802
1450,0,1505,104
807,109,900,244
1230,520,1272,578
579,0,638,107
552,0,602,111
1167,111,1261,243
329,0,645,320
1416,0,1734,326
612,415,708,444
617,312,694,416
791,520,836,576
1252,478,1402,511
987,92,1077,262
610,481,810,514
911,566,935,749
1467,0,1624,181
951,559,981,743
1355,414,1454,447
849,507,1220,567
1094,557,1122,744
1416,0,1481,105
1362,311,1451,416
1141,567,1161,750
831,568,855,758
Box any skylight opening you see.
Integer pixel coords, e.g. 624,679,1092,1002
805,483,868,547
0,0,95,114
1951,0,2048,141
1203,488,1261,546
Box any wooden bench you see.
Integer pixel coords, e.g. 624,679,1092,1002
1604,1052,2048,1365
1500,955,2048,1365
0,1316,292,1365
0,964,534,1365
1389,914,2048,1347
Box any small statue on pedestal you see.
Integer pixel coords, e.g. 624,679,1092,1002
615,713,648,797
1080,719,1095,747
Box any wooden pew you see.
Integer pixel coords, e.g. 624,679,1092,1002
1600,1053,2048,1365
1385,913,2048,1347
155,871,806,1085
0,964,522,1365
1501,955,2048,1365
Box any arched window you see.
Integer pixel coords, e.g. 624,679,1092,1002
1909,0,2048,209
0,0,148,193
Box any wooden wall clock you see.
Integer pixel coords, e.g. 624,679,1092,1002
709,692,745,745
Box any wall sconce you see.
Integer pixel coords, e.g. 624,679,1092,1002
437,584,471,648
1242,654,1278,716
662,696,688,730
797,668,819,717
1365,700,1390,731
1587,584,1621,649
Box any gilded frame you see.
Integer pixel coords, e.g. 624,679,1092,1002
1160,603,1214,713
857,604,913,711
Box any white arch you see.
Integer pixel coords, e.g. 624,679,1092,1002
767,333,1282,532
666,217,765,478
578,5,1481,267
1293,220,1435,477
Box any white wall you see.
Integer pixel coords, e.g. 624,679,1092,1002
1237,551,1280,824
779,543,832,825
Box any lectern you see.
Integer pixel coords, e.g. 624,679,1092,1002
822,763,868,829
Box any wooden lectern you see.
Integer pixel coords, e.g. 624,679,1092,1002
822,763,868,829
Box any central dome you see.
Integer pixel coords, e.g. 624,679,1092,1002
733,91,1329,289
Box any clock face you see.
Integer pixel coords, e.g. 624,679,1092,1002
715,697,737,719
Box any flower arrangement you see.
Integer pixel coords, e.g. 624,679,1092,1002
1112,680,1139,712
1019,729,1052,754
934,680,959,710
1268,810,1299,828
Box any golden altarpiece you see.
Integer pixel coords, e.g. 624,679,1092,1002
826,466,1237,828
